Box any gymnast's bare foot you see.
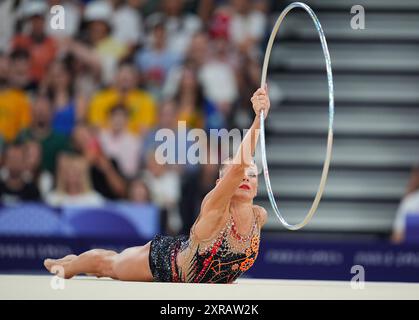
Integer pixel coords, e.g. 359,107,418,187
44,254,78,279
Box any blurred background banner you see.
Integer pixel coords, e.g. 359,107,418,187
0,202,159,238
0,0,419,282
1,232,419,282
0,235,143,273
247,237,419,282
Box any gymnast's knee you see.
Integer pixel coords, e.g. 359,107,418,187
110,246,152,281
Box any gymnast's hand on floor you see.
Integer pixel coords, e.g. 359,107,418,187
250,84,270,119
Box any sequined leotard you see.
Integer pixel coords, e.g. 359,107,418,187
148,207,261,283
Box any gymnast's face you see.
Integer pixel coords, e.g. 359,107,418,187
219,163,259,201
237,164,259,200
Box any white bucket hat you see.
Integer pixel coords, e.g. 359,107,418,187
84,0,113,23
20,0,48,19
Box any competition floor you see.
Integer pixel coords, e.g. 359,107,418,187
0,275,418,299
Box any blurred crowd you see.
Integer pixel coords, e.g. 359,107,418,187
0,0,269,235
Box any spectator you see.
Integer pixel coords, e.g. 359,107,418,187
196,0,217,28
99,105,141,178
55,1,127,88
141,100,202,235
0,53,32,142
164,30,237,120
110,0,145,50
128,177,152,204
0,0,17,52
235,52,262,128
136,17,182,100
145,0,202,57
88,61,157,135
17,95,70,174
57,41,101,102
22,139,54,199
173,65,205,130
141,100,179,166
45,153,105,207
199,43,239,126
9,49,35,92
173,63,225,131
141,99,207,170
392,165,419,243
205,3,263,129
0,144,40,204
72,123,126,200
0,136,4,160
162,32,210,98
206,2,266,129
143,149,181,235
40,58,82,137
12,0,58,84
184,32,210,69
81,0,128,85
228,0,267,57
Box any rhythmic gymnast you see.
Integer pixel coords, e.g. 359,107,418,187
44,85,271,283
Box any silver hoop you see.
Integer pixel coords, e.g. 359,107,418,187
259,2,335,230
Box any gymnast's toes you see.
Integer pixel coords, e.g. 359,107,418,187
43,258,55,272
44,259,74,279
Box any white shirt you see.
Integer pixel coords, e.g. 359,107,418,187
199,60,238,105
143,170,180,208
46,191,105,207
99,129,141,178
230,11,267,45
393,190,419,233
112,5,144,46
0,0,16,51
145,13,202,57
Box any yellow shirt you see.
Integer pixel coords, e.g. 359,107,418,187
0,89,31,142
96,37,127,60
88,88,157,134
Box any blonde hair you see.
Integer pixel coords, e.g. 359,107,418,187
219,157,256,177
55,153,93,194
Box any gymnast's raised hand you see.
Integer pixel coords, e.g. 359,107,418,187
251,84,270,119
44,85,271,283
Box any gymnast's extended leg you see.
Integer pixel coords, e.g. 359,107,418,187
44,242,154,281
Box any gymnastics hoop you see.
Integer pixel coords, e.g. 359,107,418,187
260,2,334,230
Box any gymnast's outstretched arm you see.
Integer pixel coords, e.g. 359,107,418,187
201,85,270,213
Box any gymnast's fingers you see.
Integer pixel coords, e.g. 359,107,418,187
254,88,265,96
256,88,268,97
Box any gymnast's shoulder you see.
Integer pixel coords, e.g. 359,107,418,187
253,205,268,227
